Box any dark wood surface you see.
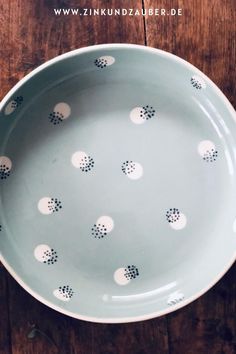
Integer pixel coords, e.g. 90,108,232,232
0,1,235,353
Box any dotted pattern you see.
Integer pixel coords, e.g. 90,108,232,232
91,223,107,239
140,105,155,120
191,77,204,89
48,198,62,213
6,73,215,298
203,149,218,162
79,155,95,172
166,208,180,223
15,96,23,106
124,265,139,280
0,164,11,180
43,249,58,265
94,58,108,68
49,111,64,125
9,96,23,110
121,161,136,175
58,285,74,299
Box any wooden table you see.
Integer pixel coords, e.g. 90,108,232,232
0,1,235,353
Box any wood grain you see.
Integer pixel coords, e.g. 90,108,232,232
144,0,236,106
7,271,169,354
0,0,145,99
0,269,11,354
166,265,236,354
0,0,10,101
0,0,236,353
7,273,61,354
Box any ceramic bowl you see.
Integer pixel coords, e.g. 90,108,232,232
0,44,236,323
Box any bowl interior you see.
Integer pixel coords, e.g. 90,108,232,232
0,45,236,322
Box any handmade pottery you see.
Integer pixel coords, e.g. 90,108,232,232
0,44,235,323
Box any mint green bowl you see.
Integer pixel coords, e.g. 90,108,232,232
0,44,235,323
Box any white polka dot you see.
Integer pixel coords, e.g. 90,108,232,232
71,151,88,168
130,107,146,125
198,140,215,157
34,244,51,262
114,268,130,286
99,55,115,66
53,289,71,302
96,215,114,233
4,101,17,115
0,156,12,170
130,105,156,124
54,102,71,119
38,197,54,215
170,213,187,230
127,162,143,180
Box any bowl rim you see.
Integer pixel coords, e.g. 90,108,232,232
0,43,236,323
